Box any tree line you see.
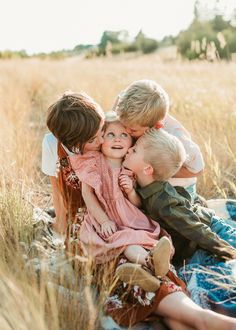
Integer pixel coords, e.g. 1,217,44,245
1,0,236,61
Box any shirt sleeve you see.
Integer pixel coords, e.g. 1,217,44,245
154,195,236,260
41,133,58,176
164,115,204,173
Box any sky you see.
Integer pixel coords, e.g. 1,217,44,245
0,0,235,54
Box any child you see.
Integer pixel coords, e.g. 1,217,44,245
115,79,204,201
122,128,236,315
42,91,105,233
68,117,236,329
69,116,173,292
123,128,236,263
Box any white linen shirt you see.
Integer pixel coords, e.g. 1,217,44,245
42,133,75,177
164,115,204,188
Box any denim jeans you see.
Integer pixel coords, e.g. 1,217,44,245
178,216,236,316
188,216,236,266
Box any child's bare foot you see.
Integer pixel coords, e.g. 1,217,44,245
115,263,161,292
152,237,171,277
199,309,236,330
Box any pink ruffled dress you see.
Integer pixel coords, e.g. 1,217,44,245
70,151,161,263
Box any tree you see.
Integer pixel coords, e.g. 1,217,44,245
134,30,158,54
176,1,236,61
211,15,230,31
98,30,129,55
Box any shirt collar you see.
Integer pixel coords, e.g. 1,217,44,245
137,181,165,199
61,143,76,156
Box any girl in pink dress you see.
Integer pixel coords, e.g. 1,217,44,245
70,117,172,285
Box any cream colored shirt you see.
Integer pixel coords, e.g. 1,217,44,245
163,114,204,188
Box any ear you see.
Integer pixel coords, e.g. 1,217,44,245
143,165,153,176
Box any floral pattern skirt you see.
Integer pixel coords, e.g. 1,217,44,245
105,257,186,328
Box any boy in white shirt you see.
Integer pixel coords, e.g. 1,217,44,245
115,79,204,200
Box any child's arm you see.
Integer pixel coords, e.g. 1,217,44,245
173,166,203,178
119,174,141,207
150,194,236,260
50,176,67,233
42,134,67,233
82,182,117,237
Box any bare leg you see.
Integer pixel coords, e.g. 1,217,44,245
124,245,148,265
163,318,195,330
124,239,171,277
156,291,236,330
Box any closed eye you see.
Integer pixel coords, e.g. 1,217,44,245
88,137,95,143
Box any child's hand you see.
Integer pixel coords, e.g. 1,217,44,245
100,220,117,238
119,174,134,195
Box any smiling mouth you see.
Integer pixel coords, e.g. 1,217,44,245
111,146,123,149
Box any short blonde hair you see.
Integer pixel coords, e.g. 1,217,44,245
140,128,186,181
116,79,169,127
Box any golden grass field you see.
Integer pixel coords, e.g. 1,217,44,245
0,54,236,329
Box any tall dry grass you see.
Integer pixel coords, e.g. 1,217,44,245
0,54,236,329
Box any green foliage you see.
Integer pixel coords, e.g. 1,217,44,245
97,29,158,56
98,30,129,55
211,15,230,32
159,35,176,48
73,44,94,53
176,0,236,61
176,15,236,60
140,38,158,54
0,50,28,59
134,30,158,54
123,42,139,52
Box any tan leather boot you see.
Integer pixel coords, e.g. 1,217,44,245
152,236,172,277
115,263,161,292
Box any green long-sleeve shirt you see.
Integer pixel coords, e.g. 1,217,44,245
137,181,236,265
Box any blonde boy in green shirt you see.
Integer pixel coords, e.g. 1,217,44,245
121,128,236,265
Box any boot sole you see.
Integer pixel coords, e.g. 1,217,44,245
153,236,171,277
116,263,160,292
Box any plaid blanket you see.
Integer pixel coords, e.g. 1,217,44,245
178,198,236,317
206,199,236,222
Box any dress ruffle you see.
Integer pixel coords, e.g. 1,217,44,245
70,151,107,209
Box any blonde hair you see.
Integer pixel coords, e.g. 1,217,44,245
116,79,169,127
103,111,135,146
103,111,120,130
140,128,186,181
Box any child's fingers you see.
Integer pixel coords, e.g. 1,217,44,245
106,226,115,237
119,174,129,181
119,178,132,187
120,182,132,191
103,227,111,238
119,178,130,185
102,222,116,237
